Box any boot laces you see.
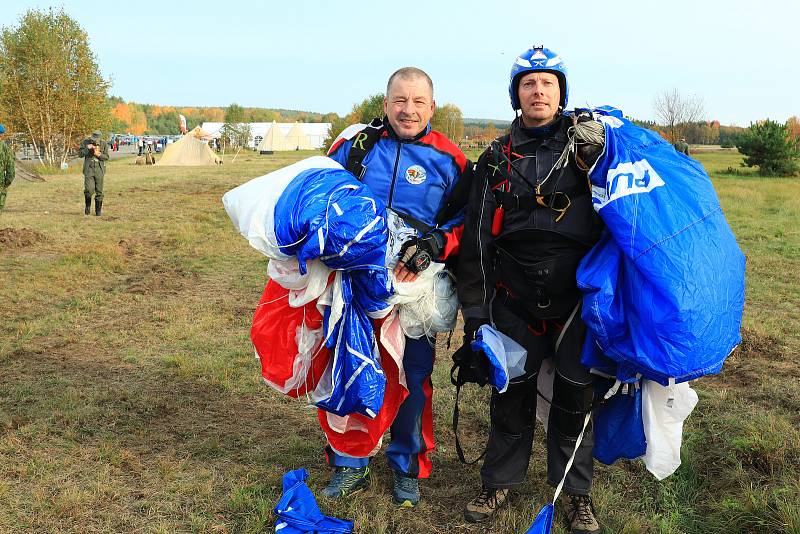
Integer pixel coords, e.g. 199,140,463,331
328,467,365,492
473,486,502,508
395,474,418,494
568,494,596,525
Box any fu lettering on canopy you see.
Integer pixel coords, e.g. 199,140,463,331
591,159,665,211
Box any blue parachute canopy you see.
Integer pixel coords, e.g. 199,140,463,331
274,167,389,275
470,325,527,393
577,106,745,384
273,468,353,533
272,166,393,418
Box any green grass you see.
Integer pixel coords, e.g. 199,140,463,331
1,150,798,533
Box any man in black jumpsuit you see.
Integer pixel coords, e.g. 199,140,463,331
456,46,604,533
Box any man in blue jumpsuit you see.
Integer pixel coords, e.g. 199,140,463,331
324,67,467,507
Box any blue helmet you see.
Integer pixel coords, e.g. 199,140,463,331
508,45,568,111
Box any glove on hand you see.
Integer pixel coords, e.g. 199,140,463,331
398,231,444,274
463,317,488,343
450,317,491,387
573,110,605,169
451,341,490,388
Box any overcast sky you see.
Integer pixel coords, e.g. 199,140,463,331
3,0,798,126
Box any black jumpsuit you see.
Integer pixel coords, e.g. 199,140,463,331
457,115,603,494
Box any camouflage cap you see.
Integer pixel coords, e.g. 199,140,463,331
91,130,102,139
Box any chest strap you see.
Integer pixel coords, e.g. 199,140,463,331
345,117,385,179
493,182,588,212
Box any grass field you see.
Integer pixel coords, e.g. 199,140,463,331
1,149,798,534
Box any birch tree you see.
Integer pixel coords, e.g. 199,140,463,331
0,8,110,166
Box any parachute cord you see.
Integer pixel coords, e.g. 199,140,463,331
254,292,289,307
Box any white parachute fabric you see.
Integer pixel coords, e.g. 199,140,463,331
221,156,342,260
470,325,528,394
641,379,699,480
268,258,332,307
385,211,459,338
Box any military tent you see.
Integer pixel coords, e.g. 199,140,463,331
156,127,221,166
257,122,287,153
284,122,312,150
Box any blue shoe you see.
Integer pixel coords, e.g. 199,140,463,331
392,472,420,507
321,466,370,499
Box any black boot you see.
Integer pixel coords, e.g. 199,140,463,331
84,194,92,215
95,199,102,216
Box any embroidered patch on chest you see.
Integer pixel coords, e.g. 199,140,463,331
404,165,427,185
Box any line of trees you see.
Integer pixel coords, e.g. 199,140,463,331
109,99,338,136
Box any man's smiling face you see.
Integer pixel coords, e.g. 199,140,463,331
384,75,435,139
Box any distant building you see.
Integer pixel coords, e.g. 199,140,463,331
200,122,331,150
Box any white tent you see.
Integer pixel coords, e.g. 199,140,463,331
156,127,221,166
201,121,331,149
256,122,287,152
283,122,312,150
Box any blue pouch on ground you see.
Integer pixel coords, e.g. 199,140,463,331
578,106,745,385
315,272,388,419
470,325,527,394
592,378,647,465
274,468,353,534
525,502,554,534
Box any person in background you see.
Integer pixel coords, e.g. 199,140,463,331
79,130,109,216
0,124,15,213
674,137,690,155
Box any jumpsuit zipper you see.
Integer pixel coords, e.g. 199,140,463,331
387,140,402,209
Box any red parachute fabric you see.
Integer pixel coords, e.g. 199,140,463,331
251,279,330,398
318,320,409,457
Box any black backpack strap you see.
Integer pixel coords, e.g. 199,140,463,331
450,380,487,465
345,117,384,179
435,159,474,227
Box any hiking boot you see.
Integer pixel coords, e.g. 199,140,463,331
94,199,102,216
463,486,509,523
392,472,420,507
562,493,601,533
84,195,91,215
321,466,369,499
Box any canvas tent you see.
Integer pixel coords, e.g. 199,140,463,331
257,122,287,153
284,122,312,150
201,122,331,149
156,126,221,166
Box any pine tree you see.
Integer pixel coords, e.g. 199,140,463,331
736,120,800,176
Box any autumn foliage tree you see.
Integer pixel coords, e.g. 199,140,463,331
432,103,464,142
0,8,110,166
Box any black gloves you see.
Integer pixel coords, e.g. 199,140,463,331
450,317,491,388
398,231,445,274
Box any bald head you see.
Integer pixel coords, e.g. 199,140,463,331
386,67,433,99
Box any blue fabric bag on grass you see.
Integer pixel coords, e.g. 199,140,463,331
274,468,353,533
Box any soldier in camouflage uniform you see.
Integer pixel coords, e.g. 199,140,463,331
79,130,109,216
674,137,690,156
0,124,14,213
